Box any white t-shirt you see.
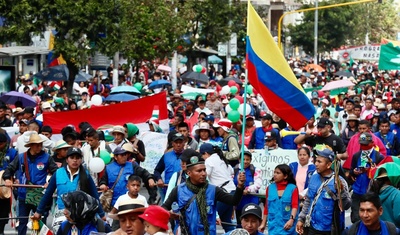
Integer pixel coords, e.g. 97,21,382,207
113,192,148,209
338,110,349,132
205,153,236,192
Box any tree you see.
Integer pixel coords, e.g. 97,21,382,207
287,0,399,54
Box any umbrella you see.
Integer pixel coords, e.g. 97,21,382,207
105,93,138,102
34,64,69,81
374,162,400,187
208,55,223,64
181,72,209,85
181,92,205,100
157,65,172,72
334,70,353,77
110,85,141,96
75,71,92,82
357,80,376,87
0,91,37,107
148,80,171,90
305,64,325,72
321,80,355,91
217,77,243,86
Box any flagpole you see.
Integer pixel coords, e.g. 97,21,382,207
240,0,251,171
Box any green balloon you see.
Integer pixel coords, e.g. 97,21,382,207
195,64,203,73
229,98,240,110
230,86,238,94
228,110,240,123
100,150,112,164
133,82,143,91
246,85,253,94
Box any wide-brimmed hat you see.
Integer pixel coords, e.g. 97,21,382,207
111,125,126,137
53,140,72,151
346,114,359,122
109,198,146,220
24,133,45,147
195,122,215,136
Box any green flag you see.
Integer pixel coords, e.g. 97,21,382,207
349,56,354,68
379,42,400,70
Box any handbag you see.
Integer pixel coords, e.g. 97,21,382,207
100,166,124,212
24,153,44,207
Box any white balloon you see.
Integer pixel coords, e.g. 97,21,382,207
220,85,231,95
192,65,197,72
238,103,252,116
89,157,105,173
225,104,232,113
91,95,103,106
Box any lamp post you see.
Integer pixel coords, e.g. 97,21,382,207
277,0,376,52
314,0,318,64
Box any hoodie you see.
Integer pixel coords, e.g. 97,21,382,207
379,185,400,228
16,131,55,154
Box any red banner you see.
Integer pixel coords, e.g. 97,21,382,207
43,93,168,134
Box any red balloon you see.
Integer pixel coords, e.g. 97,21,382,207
235,84,241,91
317,90,325,98
228,80,236,87
216,84,222,92
235,95,244,104
201,67,206,74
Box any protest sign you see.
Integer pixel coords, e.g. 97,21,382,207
139,131,168,174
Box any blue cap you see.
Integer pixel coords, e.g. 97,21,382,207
199,143,214,155
204,115,215,122
316,148,335,162
113,146,127,155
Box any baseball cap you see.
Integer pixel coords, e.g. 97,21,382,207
261,113,272,120
213,119,232,132
317,118,331,128
199,143,214,155
19,119,29,125
359,132,373,145
185,155,205,168
264,131,277,140
204,115,215,122
346,99,355,105
171,133,184,142
114,146,127,155
67,147,83,158
23,107,35,115
41,102,51,110
180,149,201,163
315,148,335,162
353,96,361,102
241,203,262,221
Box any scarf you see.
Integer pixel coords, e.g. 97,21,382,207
357,220,389,235
0,144,8,168
185,178,209,235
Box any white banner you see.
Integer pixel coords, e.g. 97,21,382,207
180,85,215,95
250,149,298,193
335,44,381,61
139,132,168,174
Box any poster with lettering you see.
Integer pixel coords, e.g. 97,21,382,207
335,44,381,62
250,149,298,193
139,132,168,174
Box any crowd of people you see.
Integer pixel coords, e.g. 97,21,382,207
0,59,400,235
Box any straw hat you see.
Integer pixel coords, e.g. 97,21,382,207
195,122,215,136
108,198,146,220
53,140,72,151
122,142,134,153
111,125,126,137
24,133,45,147
346,114,359,122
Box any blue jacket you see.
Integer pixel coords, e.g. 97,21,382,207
0,147,17,171
374,131,398,156
106,161,134,206
177,183,217,235
351,150,383,195
56,220,111,235
248,127,281,149
233,165,259,210
307,174,344,232
17,151,50,199
289,162,316,190
36,167,104,218
267,183,297,235
154,151,182,184
281,128,298,149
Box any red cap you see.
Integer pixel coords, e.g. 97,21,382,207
138,205,170,231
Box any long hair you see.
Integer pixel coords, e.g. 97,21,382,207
272,164,297,185
211,145,229,167
78,165,90,194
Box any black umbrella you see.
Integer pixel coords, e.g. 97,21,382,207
181,72,209,84
75,71,92,82
34,64,69,81
335,70,354,77
217,77,243,86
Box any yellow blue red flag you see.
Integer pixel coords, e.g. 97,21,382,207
246,2,315,130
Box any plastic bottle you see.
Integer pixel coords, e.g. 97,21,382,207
172,202,179,213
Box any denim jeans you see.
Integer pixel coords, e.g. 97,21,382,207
18,199,37,235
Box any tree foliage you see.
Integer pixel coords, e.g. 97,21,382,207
287,0,399,54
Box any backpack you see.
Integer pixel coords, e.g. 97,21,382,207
347,220,397,235
62,218,105,235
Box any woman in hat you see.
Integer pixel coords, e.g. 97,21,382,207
32,147,105,234
341,114,359,146
194,122,221,149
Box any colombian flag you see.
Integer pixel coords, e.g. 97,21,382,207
246,3,315,130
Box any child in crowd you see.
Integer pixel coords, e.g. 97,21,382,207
139,205,170,235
